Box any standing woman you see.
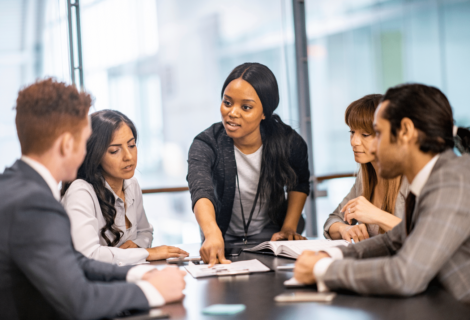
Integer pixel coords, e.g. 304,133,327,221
323,94,409,242
62,110,188,265
187,63,310,266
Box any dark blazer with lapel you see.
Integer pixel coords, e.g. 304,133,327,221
0,160,149,320
186,122,310,237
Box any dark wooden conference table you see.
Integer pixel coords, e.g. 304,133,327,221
126,242,470,320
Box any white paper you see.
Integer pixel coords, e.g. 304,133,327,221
282,239,349,256
185,259,270,278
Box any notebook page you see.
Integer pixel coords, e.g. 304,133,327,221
279,239,349,257
244,241,284,254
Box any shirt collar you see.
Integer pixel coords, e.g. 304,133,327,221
409,154,440,197
20,155,61,201
104,179,134,204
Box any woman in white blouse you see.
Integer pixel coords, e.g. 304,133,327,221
61,109,188,266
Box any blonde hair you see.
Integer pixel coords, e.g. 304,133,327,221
345,94,402,233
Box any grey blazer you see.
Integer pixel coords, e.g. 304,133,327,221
0,160,149,320
323,150,470,303
323,168,409,239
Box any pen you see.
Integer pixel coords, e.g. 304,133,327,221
277,265,295,271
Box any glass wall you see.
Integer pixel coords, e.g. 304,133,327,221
2,0,470,241
305,0,470,236
78,0,299,244
0,0,69,171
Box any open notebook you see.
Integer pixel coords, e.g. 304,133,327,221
243,239,349,259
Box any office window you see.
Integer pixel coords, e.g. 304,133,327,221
0,0,69,171
306,0,470,236
79,0,298,244
2,0,469,241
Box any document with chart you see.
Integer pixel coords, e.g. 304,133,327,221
243,239,349,259
185,259,271,278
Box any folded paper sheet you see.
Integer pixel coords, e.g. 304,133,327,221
185,259,270,278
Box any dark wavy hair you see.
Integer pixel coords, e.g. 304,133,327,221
382,83,470,154
61,110,137,246
222,63,298,226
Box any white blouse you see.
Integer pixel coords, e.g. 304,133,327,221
61,177,153,266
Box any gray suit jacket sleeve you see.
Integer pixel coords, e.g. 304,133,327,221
323,173,361,239
10,191,149,320
322,167,470,297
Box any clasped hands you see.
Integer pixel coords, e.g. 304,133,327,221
335,196,385,243
342,196,382,225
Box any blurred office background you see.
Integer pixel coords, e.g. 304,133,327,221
1,0,469,244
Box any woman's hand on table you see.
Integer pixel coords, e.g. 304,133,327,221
199,232,231,267
146,246,189,261
271,229,306,241
337,223,369,243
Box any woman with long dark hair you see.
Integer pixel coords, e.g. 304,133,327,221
323,94,409,243
187,63,310,265
62,110,188,265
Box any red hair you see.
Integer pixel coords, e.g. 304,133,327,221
15,78,92,155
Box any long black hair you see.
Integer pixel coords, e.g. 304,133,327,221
221,63,298,226
61,110,138,246
381,83,470,154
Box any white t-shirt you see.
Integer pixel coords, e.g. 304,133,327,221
226,145,270,237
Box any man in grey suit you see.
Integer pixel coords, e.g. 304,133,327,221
0,78,186,319
294,83,470,303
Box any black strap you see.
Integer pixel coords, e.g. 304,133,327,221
236,171,261,244
405,192,416,235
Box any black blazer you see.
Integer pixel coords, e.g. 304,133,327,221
0,160,149,320
187,122,310,237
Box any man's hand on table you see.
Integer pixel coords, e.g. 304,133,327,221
199,232,231,267
294,251,330,284
142,267,187,303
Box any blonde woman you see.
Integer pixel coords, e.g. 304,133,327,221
323,94,409,242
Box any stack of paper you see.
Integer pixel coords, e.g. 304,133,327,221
185,259,270,278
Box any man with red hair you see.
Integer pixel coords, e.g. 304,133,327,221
0,78,186,320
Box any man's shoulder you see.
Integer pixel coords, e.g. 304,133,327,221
0,175,65,235
425,151,470,194
435,151,470,179
0,170,50,201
